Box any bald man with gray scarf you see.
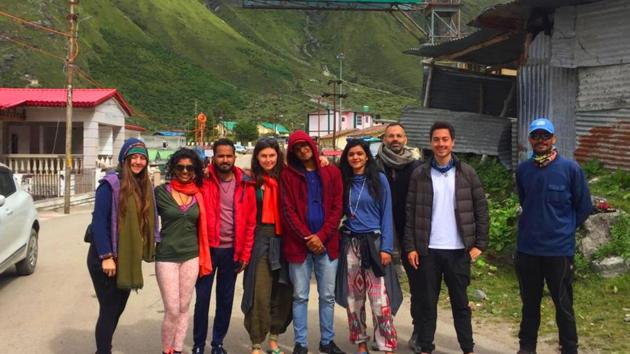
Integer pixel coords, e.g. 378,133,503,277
375,123,422,351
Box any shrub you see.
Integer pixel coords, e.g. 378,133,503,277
488,195,520,255
593,213,630,261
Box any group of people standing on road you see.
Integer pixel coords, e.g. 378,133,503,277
87,117,591,354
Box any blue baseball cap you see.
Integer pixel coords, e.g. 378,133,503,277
528,118,555,135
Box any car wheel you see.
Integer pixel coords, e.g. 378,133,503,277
15,228,38,275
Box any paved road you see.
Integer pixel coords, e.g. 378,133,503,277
0,207,529,354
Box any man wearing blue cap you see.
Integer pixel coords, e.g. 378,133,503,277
515,118,592,354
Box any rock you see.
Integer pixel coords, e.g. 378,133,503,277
579,211,622,259
592,256,629,278
471,289,488,301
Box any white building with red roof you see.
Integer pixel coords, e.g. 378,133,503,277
0,88,133,197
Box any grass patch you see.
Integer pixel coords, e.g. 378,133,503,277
582,160,630,212
593,213,630,261
466,263,630,353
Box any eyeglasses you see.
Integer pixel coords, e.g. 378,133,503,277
529,132,553,141
175,164,194,172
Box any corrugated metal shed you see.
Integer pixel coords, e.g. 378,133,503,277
400,106,514,168
518,33,577,161
405,29,526,68
551,0,630,68
576,64,630,112
423,65,516,117
575,109,630,169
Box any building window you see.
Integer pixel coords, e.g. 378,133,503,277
355,115,362,127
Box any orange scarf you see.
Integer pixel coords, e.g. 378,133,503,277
261,175,282,235
171,180,212,276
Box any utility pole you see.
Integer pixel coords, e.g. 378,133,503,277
64,0,78,214
322,79,347,153
337,53,344,118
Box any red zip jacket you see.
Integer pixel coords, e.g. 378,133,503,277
202,165,256,264
281,130,343,263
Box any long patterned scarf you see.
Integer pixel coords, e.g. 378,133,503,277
533,148,558,168
171,180,212,277
116,192,155,289
261,175,282,236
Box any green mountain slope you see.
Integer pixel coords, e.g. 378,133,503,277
0,0,502,130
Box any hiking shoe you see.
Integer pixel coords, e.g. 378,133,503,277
408,331,420,352
319,341,346,354
292,343,308,354
211,345,227,354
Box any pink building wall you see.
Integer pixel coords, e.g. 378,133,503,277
307,110,377,137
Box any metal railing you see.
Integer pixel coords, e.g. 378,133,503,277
0,154,83,174
17,168,98,201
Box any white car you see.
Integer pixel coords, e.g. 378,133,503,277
0,163,39,275
234,144,247,154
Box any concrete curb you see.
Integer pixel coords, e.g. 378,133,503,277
34,192,95,211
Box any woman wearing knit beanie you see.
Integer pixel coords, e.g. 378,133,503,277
86,138,159,354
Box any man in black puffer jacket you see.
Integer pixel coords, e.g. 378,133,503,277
403,121,489,354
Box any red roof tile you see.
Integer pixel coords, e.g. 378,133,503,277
125,123,146,132
0,88,133,115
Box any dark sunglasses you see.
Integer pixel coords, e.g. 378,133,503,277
529,132,553,141
175,164,194,172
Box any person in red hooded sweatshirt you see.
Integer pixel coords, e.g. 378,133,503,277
281,130,346,354
192,138,256,354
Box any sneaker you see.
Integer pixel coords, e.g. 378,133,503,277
292,343,308,354
211,345,228,354
192,347,204,354
319,341,346,354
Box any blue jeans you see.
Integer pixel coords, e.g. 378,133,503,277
288,252,338,347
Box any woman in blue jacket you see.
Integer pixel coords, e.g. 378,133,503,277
337,139,401,354
86,138,158,354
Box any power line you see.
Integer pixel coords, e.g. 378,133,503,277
0,10,70,38
0,34,66,61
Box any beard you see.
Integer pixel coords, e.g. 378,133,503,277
387,143,403,154
215,162,233,173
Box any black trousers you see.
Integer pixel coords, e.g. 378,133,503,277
515,252,578,354
401,250,422,334
411,248,474,354
87,245,131,354
193,247,238,350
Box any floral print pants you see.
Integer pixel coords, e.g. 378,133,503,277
345,240,397,351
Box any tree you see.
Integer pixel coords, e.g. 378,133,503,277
233,119,259,144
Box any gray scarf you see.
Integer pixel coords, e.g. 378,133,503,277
377,144,416,170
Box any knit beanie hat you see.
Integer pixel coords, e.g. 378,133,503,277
118,138,148,166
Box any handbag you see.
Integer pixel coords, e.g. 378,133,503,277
84,223,93,243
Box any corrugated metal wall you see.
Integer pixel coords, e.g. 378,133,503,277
548,0,630,170
577,64,630,111
575,109,630,169
552,0,630,68
400,106,514,168
518,33,578,161
423,65,517,117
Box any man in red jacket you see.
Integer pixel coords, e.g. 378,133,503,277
281,130,345,354
193,139,256,354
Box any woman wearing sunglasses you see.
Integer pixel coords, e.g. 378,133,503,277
155,148,212,354
87,138,159,354
336,139,402,354
242,138,293,354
